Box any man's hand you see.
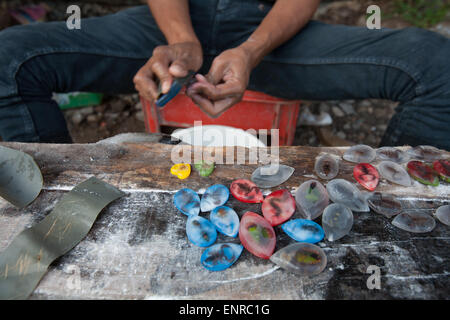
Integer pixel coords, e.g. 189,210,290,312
186,46,253,118
133,41,203,102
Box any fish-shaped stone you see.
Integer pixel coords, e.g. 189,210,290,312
295,180,329,220
239,211,276,259
173,188,200,216
230,179,263,203
281,219,325,243
367,193,402,218
376,147,410,163
314,153,340,180
186,215,217,247
194,160,215,177
201,243,244,271
434,205,450,226
407,161,439,186
262,189,296,226
326,179,369,212
343,144,376,163
353,163,379,191
392,212,436,233
322,203,354,241
433,160,450,183
209,206,240,237
270,243,327,276
407,145,442,161
251,164,295,188
200,184,229,212
378,161,412,187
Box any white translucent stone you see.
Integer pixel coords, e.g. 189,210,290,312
326,179,369,212
251,164,295,188
392,212,436,233
314,153,339,180
378,161,412,187
376,147,410,163
343,145,376,163
295,180,329,220
367,193,402,218
434,205,450,226
407,145,443,161
322,203,354,241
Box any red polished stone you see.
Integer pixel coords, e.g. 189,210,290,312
433,160,450,182
407,161,439,186
261,189,296,226
230,179,263,203
239,211,276,259
353,163,379,191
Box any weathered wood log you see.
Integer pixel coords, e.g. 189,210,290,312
0,134,449,299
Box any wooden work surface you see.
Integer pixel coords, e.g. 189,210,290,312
0,133,449,300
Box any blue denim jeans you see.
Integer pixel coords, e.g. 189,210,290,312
0,1,449,149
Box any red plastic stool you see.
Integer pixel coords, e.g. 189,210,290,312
141,90,301,146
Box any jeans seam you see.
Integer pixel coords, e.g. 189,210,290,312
18,101,39,142
6,48,150,96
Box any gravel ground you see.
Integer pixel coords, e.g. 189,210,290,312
1,0,448,146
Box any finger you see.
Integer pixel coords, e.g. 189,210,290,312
151,60,172,94
133,69,159,101
189,93,216,116
206,59,227,85
189,80,243,101
169,59,189,78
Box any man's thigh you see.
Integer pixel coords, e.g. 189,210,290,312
248,21,447,102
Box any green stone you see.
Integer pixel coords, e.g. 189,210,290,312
194,161,215,177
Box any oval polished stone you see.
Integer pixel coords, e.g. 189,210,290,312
367,193,402,218
378,161,412,187
322,203,354,241
173,188,200,216
353,163,379,191
407,145,442,161
200,184,229,212
392,212,436,233
281,219,325,243
376,147,410,163
407,161,439,186
239,211,276,259
262,189,296,226
433,160,450,183
295,180,329,220
343,144,376,163
186,215,217,247
251,164,295,188
201,243,244,272
326,179,369,212
435,205,450,226
230,179,264,203
314,153,339,180
210,206,240,237
270,243,327,276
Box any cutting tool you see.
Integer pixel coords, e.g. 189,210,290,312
155,70,196,107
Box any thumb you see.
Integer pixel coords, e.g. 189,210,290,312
169,59,189,78
206,59,227,85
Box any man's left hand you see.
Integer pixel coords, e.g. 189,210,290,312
186,47,253,118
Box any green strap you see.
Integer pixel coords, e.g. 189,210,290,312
0,177,125,300
0,145,43,208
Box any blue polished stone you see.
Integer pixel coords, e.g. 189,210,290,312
209,206,240,237
200,184,230,212
281,219,325,243
201,243,244,271
174,188,200,217
186,215,217,247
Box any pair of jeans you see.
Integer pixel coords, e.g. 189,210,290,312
0,1,449,149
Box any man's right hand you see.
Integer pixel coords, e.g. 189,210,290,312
133,41,203,102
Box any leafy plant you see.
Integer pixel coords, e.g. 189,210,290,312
393,0,449,28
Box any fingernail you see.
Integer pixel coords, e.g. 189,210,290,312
162,81,171,93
